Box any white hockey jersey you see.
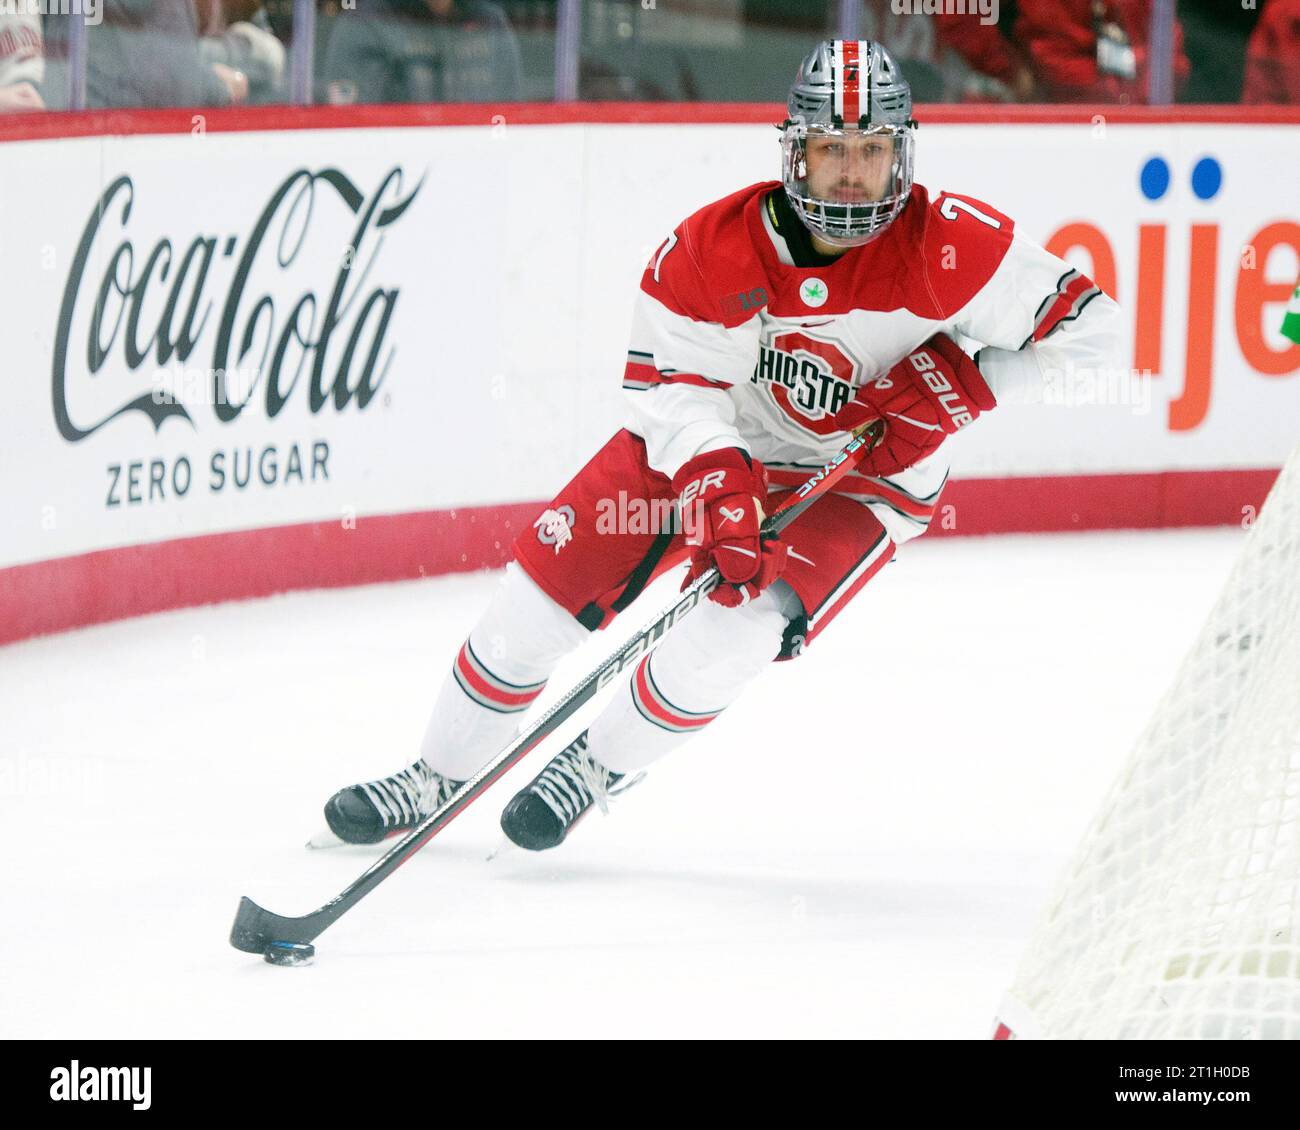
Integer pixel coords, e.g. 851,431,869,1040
623,180,1121,543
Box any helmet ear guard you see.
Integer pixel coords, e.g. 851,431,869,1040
781,40,917,248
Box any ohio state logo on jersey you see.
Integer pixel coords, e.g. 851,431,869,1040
534,505,575,553
750,330,858,436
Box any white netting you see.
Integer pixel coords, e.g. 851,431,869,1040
1001,445,1300,1039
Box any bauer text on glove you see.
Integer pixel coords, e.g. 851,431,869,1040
832,334,996,476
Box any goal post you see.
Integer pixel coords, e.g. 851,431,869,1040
995,445,1300,1040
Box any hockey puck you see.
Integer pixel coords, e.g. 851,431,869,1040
263,940,315,967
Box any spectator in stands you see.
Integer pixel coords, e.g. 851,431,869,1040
43,1,248,108
0,7,44,111
1243,0,1300,104
321,0,522,105
198,0,287,103
1012,0,1190,103
933,4,1039,101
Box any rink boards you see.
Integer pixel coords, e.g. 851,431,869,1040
0,105,1296,642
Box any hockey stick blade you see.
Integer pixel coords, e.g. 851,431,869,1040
230,896,321,953
229,421,883,956
231,887,362,951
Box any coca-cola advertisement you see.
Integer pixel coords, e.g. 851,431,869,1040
1,123,620,585
56,167,411,502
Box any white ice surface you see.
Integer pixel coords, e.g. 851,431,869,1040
0,527,1245,1039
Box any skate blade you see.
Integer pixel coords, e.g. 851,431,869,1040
305,827,347,850
486,836,519,863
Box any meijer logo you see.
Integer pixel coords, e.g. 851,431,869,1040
50,1060,151,1110
1049,152,1300,431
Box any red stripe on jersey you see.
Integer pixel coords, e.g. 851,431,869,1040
623,359,729,390
766,469,821,490
843,475,939,519
666,372,730,389
454,643,544,709
842,40,861,124
1031,273,1100,343
634,656,718,730
623,358,661,386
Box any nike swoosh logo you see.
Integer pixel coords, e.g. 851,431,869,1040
799,320,833,328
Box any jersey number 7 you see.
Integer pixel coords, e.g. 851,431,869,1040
939,197,1003,230
651,232,679,283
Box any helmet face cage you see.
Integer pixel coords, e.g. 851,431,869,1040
781,123,915,248
781,39,917,248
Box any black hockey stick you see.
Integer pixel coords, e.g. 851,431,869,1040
230,421,884,955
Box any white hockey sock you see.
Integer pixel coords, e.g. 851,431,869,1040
587,581,800,776
419,563,588,781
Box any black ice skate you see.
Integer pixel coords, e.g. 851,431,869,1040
324,760,462,845
500,732,640,851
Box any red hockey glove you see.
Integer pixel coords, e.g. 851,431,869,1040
832,334,996,477
672,448,788,608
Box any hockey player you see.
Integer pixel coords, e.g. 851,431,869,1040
324,39,1122,851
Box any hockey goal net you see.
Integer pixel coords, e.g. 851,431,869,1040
996,445,1300,1040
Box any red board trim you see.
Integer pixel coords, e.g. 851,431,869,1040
0,102,1297,144
0,468,1278,647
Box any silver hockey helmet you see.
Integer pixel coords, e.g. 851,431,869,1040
781,40,917,248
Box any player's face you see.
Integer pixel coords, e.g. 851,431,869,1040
804,131,896,204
